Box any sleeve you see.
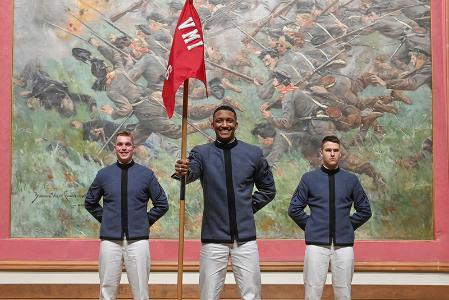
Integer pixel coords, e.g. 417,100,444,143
185,147,204,183
147,173,169,226
288,176,309,230
251,150,276,213
84,172,104,223
171,147,203,183
350,177,372,230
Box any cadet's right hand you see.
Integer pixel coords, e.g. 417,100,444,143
175,159,189,177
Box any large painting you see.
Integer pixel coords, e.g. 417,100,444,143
9,0,434,243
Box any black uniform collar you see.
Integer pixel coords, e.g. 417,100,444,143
214,138,238,150
321,165,340,175
116,160,135,169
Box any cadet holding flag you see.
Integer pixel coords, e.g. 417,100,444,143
164,1,276,299
161,1,207,299
175,105,276,300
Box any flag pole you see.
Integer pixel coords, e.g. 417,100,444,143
177,78,189,300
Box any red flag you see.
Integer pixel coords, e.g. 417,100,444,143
162,0,207,118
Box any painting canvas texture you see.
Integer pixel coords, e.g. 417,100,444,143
11,0,432,240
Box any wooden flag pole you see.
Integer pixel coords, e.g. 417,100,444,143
177,79,189,300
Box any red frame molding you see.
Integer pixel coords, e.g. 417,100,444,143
0,1,448,266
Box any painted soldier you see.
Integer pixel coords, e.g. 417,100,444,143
261,67,384,184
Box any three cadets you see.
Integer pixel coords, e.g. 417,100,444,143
60,0,433,298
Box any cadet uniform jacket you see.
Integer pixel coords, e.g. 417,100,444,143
288,166,371,246
187,139,276,243
85,161,169,240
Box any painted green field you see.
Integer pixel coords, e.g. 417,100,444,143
10,57,432,240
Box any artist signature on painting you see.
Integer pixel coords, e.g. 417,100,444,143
32,191,85,203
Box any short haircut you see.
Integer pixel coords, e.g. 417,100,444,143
116,130,134,144
212,105,237,121
321,135,340,148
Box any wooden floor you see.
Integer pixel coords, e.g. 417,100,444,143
1,284,449,299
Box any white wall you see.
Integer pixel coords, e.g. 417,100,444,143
1,271,448,285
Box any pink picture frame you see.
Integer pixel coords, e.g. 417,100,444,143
0,0,448,269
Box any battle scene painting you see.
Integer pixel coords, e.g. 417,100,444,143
11,0,433,240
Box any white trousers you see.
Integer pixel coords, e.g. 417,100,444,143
199,240,261,300
99,239,150,300
304,244,354,300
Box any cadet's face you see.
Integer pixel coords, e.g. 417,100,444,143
115,135,134,164
212,110,238,143
320,141,341,169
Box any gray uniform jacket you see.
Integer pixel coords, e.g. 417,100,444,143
85,161,169,240
186,139,276,243
289,166,371,246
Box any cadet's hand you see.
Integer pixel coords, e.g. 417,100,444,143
175,159,190,176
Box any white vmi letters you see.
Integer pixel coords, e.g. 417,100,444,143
182,29,200,44
178,17,204,51
178,17,196,30
187,40,204,50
